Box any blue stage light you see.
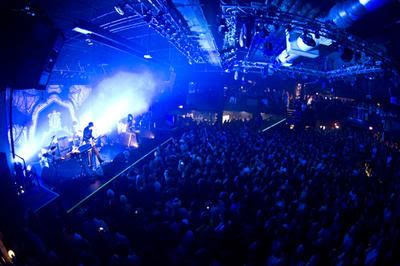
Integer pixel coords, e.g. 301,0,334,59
79,71,158,135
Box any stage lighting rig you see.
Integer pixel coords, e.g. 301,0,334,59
219,3,398,82
73,20,146,54
113,0,207,64
229,60,389,82
218,15,228,34
114,4,125,16
222,5,382,60
299,32,317,48
113,1,137,17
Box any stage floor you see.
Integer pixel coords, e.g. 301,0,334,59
31,133,174,213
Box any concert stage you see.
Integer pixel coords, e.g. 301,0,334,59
27,130,176,213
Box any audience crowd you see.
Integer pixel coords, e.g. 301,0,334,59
18,120,400,266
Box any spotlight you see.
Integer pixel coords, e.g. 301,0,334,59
114,4,125,16
8,250,16,260
218,16,227,34
299,33,316,47
218,24,227,34
23,5,36,16
72,27,92,35
341,48,354,62
369,126,373,131
334,122,340,129
178,105,184,109
85,38,94,46
234,70,239,80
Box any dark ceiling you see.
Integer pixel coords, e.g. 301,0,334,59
3,0,400,85
349,2,400,66
38,0,189,79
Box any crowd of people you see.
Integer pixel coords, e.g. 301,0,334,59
17,119,400,265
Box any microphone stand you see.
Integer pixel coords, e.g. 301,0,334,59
45,135,59,179
46,135,56,155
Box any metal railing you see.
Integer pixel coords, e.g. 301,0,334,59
67,137,174,214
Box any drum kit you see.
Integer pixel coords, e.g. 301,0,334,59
39,126,140,177
41,136,91,159
40,135,101,177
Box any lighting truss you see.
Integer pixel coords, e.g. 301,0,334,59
223,16,237,51
232,61,386,81
72,20,154,61
326,65,384,79
220,4,398,80
114,0,207,64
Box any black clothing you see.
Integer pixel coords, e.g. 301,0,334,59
83,125,93,142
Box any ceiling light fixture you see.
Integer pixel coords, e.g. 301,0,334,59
72,27,92,35
299,33,316,47
114,4,125,16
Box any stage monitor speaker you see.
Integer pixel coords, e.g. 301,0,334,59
0,6,64,90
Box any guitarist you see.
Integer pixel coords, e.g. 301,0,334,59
83,122,104,167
